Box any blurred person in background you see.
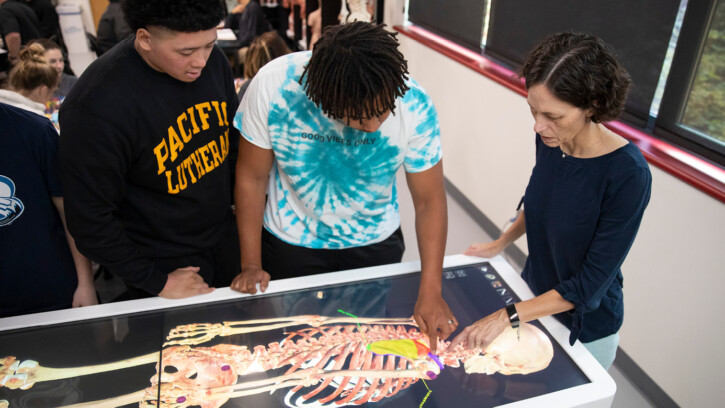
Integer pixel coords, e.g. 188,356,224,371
28,38,77,98
224,0,272,48
18,0,60,40
0,0,42,73
237,30,290,101
96,0,132,55
0,42,56,115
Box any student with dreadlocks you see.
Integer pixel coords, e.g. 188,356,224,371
232,22,456,351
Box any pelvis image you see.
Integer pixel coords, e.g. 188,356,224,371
1,314,553,408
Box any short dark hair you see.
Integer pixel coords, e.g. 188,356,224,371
300,22,410,121
521,32,632,123
121,0,225,33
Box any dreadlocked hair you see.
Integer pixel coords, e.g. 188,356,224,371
299,22,410,121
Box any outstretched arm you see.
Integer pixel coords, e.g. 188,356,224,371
464,209,526,258
450,290,573,350
406,161,456,353
231,137,274,294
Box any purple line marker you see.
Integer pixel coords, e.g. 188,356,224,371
427,352,444,370
426,371,437,380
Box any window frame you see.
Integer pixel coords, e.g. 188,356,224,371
394,24,725,203
655,0,725,164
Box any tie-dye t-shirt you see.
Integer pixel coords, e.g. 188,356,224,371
235,52,441,249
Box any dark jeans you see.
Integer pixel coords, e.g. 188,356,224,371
261,227,405,280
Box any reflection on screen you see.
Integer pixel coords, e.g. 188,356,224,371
0,263,589,407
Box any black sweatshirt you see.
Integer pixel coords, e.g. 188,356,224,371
59,37,240,294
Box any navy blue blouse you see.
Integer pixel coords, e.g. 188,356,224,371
522,134,652,345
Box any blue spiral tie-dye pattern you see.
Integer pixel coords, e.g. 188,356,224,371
235,52,441,248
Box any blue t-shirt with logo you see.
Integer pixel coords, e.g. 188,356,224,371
0,103,77,317
235,52,442,249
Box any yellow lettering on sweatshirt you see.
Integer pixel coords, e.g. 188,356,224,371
211,101,224,126
157,101,230,193
168,127,184,162
195,102,212,131
186,107,200,134
164,170,180,194
221,101,228,126
177,112,192,143
208,140,222,168
219,130,229,158
153,139,169,175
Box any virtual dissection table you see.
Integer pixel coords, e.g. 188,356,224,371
0,254,615,407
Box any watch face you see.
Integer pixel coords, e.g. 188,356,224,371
506,303,520,322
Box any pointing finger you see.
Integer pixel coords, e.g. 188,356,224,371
428,327,439,354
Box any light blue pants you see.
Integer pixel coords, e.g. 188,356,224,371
583,333,619,370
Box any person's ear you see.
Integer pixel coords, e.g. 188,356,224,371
136,28,153,52
585,101,598,121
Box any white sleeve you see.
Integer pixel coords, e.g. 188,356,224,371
234,74,273,150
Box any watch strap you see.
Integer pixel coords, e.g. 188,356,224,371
505,303,521,340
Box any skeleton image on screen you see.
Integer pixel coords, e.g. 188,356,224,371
0,315,553,407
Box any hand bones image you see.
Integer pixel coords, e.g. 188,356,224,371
0,314,553,407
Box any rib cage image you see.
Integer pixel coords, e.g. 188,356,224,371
0,315,553,408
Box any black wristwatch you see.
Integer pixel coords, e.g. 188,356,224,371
505,303,520,340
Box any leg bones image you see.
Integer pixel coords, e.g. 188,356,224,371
1,315,553,407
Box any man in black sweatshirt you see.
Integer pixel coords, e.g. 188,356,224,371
59,0,240,300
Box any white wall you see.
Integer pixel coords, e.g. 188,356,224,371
394,21,725,408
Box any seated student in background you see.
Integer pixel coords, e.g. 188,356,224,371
232,22,456,352
225,0,272,48
0,0,42,73
21,0,60,40
28,38,77,99
0,42,57,116
237,30,290,101
0,48,97,316
453,33,652,370
96,0,133,55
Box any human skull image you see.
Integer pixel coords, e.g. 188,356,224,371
463,323,554,375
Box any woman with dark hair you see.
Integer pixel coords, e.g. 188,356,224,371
453,33,652,369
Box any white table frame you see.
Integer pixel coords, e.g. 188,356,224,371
0,254,615,407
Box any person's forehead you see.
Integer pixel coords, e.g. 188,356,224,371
149,26,216,43
45,49,63,58
527,85,571,110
